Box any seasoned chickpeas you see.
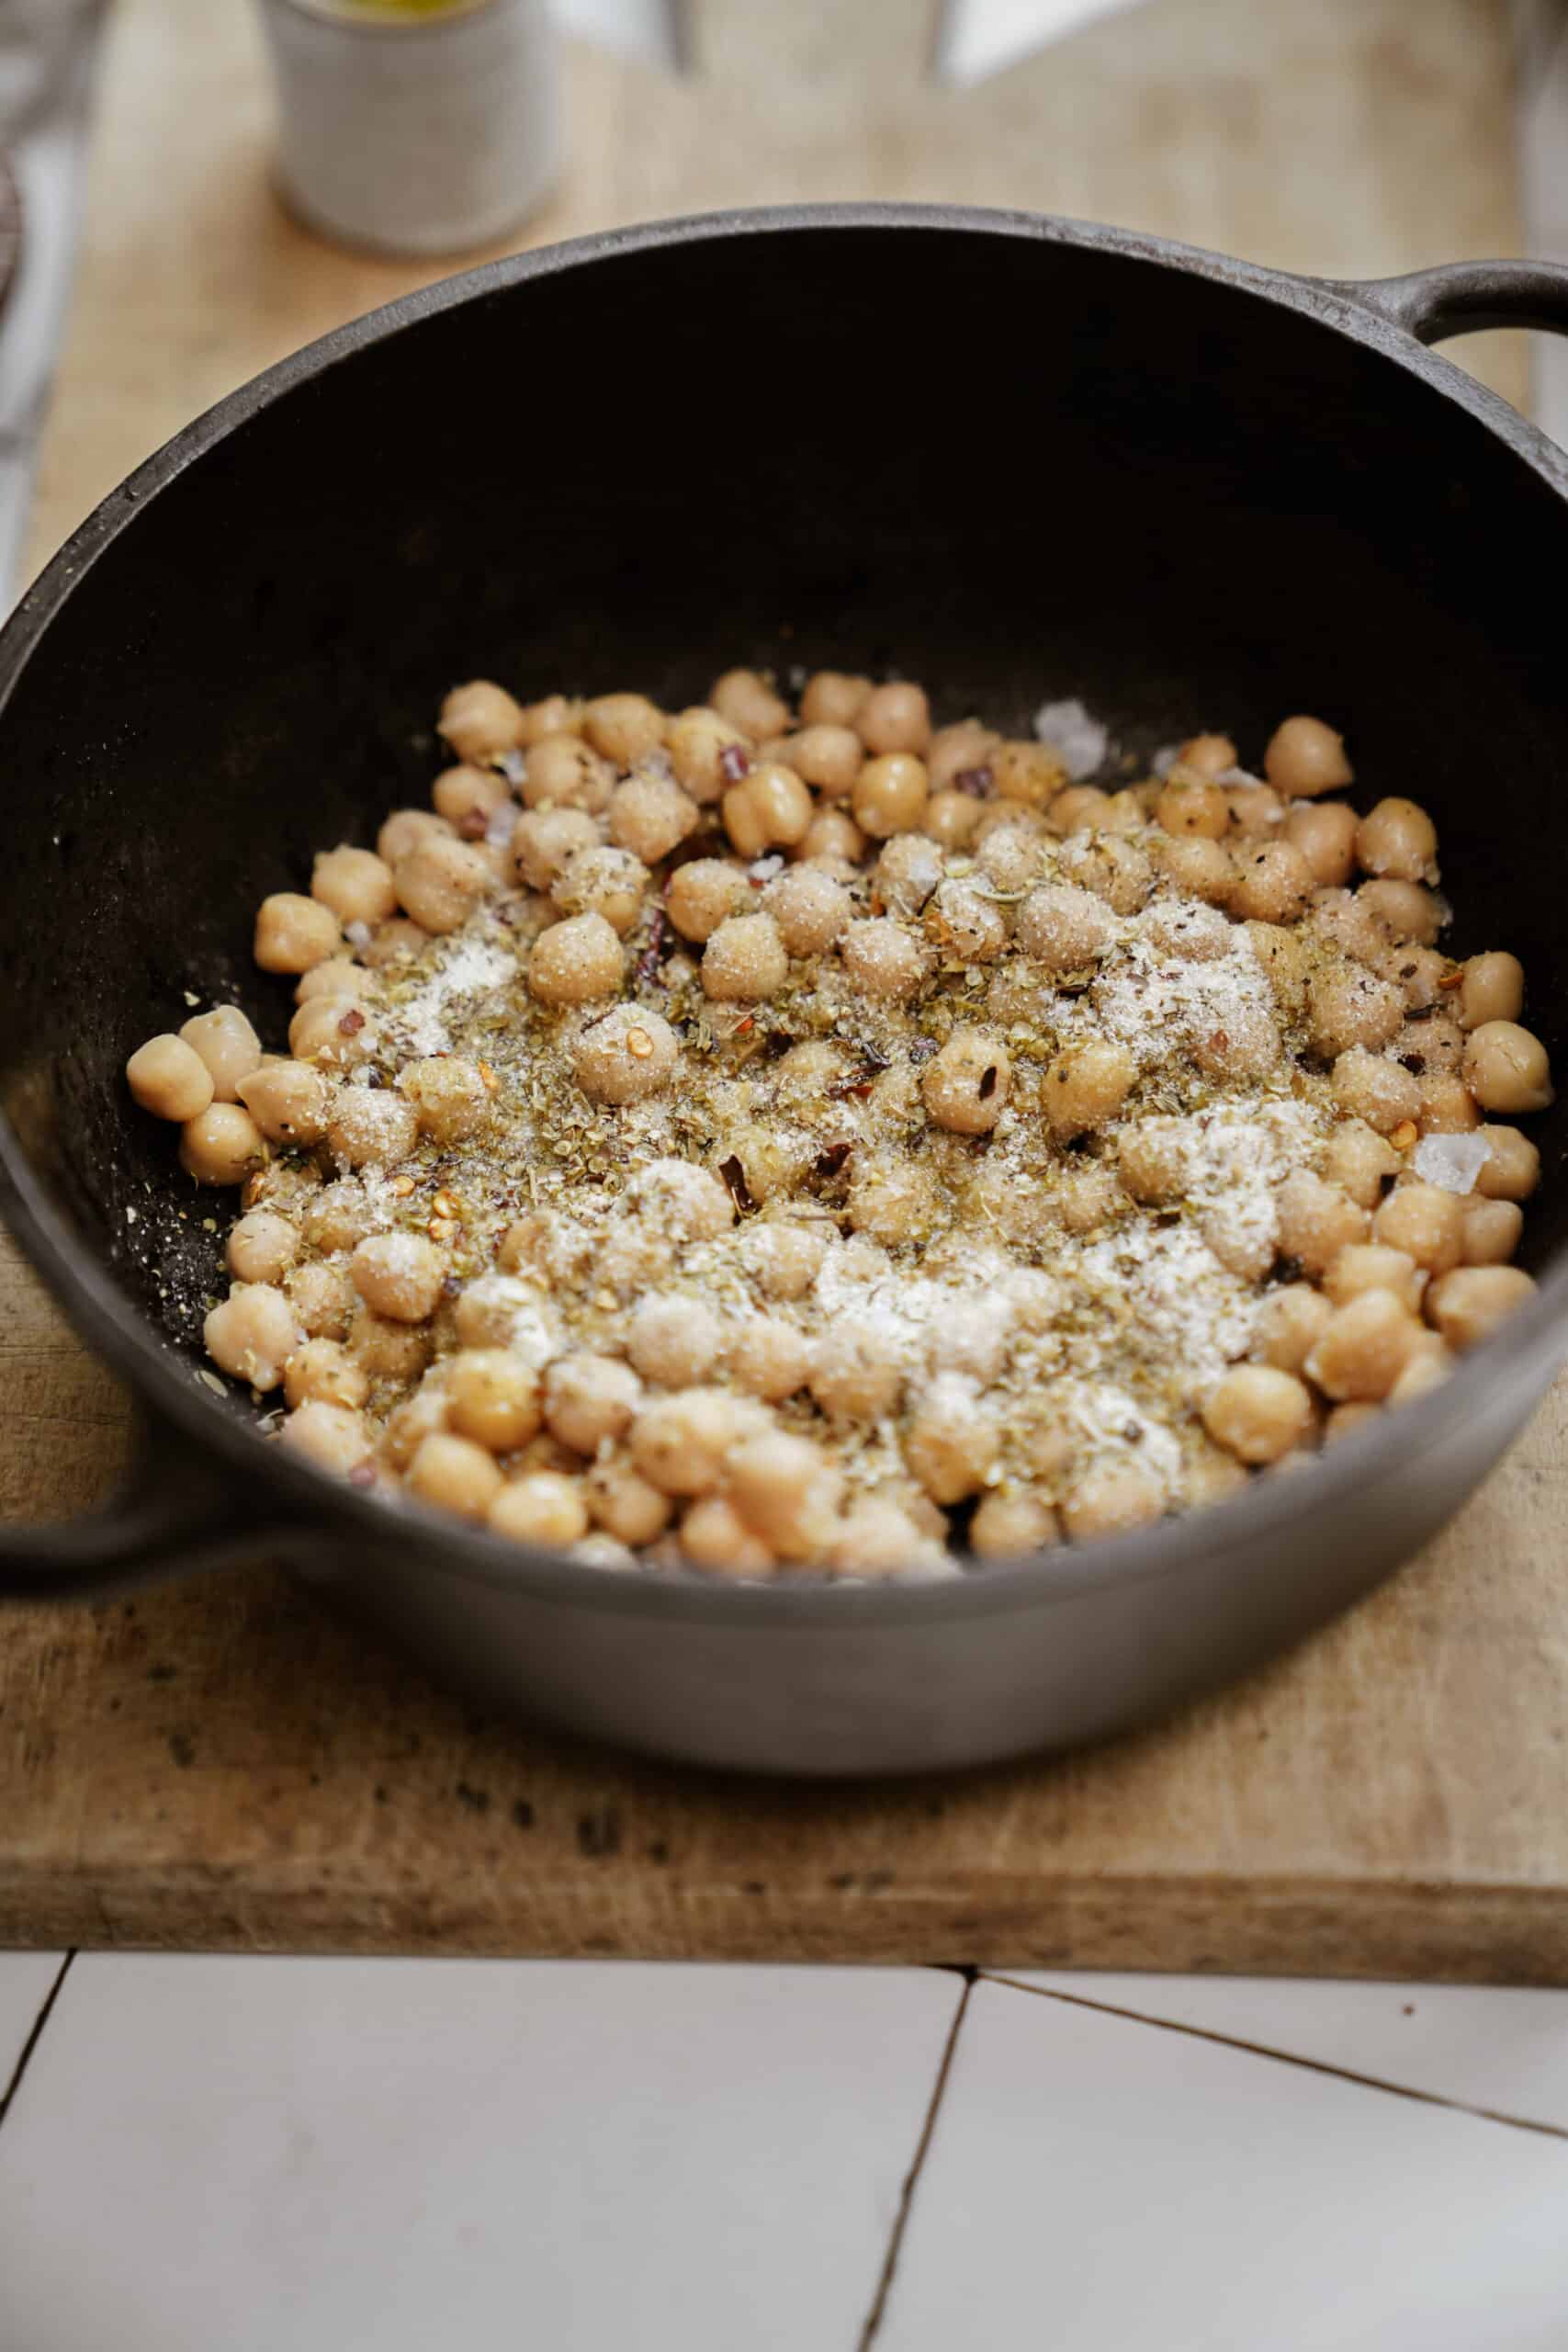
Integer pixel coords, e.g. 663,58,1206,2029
130,668,1547,1579
127,1034,214,1123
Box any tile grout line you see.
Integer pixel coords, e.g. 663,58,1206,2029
983,1972,1568,2145
856,1971,976,2352
0,1951,75,2135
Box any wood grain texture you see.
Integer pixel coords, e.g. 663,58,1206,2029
6,0,1566,1976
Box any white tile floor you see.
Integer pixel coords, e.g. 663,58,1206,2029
4,1951,1567,2348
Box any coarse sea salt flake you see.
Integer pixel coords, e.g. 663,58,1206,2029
1032,697,1109,781
1414,1133,1491,1194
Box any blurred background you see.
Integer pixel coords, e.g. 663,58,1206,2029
0,0,1564,610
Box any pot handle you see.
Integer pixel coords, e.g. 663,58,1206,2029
1345,257,1568,345
0,1408,301,1602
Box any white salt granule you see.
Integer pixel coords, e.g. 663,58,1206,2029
1032,697,1110,781
1414,1133,1491,1194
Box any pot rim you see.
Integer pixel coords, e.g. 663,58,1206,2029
3,198,1564,1623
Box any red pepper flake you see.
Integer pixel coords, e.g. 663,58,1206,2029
337,1009,366,1035
814,1141,852,1181
718,743,751,785
908,1037,938,1065
635,907,668,988
717,1154,757,1215
734,1013,755,1035
456,808,490,840
953,764,994,797
348,1463,376,1488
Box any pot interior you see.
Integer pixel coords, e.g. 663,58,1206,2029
0,217,1563,1371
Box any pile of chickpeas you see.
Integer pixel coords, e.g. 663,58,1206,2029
123,662,1553,1576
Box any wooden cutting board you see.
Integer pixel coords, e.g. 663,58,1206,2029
6,0,1567,1979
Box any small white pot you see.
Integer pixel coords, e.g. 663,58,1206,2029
255,0,560,258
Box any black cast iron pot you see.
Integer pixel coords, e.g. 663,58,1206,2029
1,207,1565,1775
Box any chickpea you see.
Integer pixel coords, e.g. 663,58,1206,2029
663,707,750,804
581,691,663,769
1190,1001,1280,1083
874,833,944,917
579,1457,670,1548
1255,1283,1334,1374
1461,1197,1523,1266
627,1157,735,1241
127,1034,214,1123
282,1338,368,1412
1062,1459,1165,1542
1416,1072,1478,1136
254,892,341,975
1116,1117,1188,1205
745,1222,826,1302
204,1283,301,1390
722,763,813,856
1283,800,1358,888
1184,1444,1252,1508
303,1179,372,1253
654,863,741,951
1047,784,1112,835
1387,1337,1456,1405
180,1102,266,1186
288,998,376,1069
1462,1021,1553,1115
1264,714,1352,797
629,1387,757,1497
1042,1040,1135,1140
489,1469,590,1546
451,1273,559,1353
1356,797,1438,884
395,1055,489,1145
773,724,856,797
968,1489,1059,1558
393,835,492,934
1427,1264,1538,1351
926,718,998,793
349,1305,433,1383
1168,733,1234,778
360,916,430,968
433,763,512,834
1226,782,1286,840
700,911,788,1002
406,1430,504,1521
327,1089,417,1168
825,1498,945,1577
296,957,375,1006
722,1430,841,1563
378,808,453,866
1393,1013,1464,1079
707,667,788,742
570,1004,678,1106
235,1062,332,1148
606,772,699,865
852,752,929,840
1202,1365,1315,1464
1052,1165,1123,1237
284,1262,351,1345
279,1399,371,1476
927,879,1008,964
524,734,615,815
727,1314,814,1403
1060,835,1153,916
1143,900,1232,962
1015,883,1114,973
622,1295,721,1388
1304,963,1405,1058
985,738,1062,808
311,845,398,928
528,911,624,1006
917,788,980,851
445,1349,541,1453
845,679,925,757
550,844,649,938
800,808,865,865
226,1209,298,1285
903,1374,1000,1504
1459,952,1525,1033
1229,841,1314,925
1325,1402,1382,1445
759,865,850,958
809,1322,906,1423
846,1157,942,1248
1359,879,1442,946
679,1494,776,1575
1154,834,1235,906
1275,1171,1370,1274
837,917,927,1003
1371,1182,1464,1276
1323,1242,1426,1315
1156,776,1229,839
517,695,582,745
1330,1046,1421,1136
544,1352,642,1456
1474,1125,1540,1202
351,1232,445,1322
1305,1289,1422,1400
1382,945,1451,1010
440,679,525,763
921,1030,1011,1136
794,670,868,729
179,997,263,1095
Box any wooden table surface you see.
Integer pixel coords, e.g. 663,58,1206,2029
6,0,1566,1978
